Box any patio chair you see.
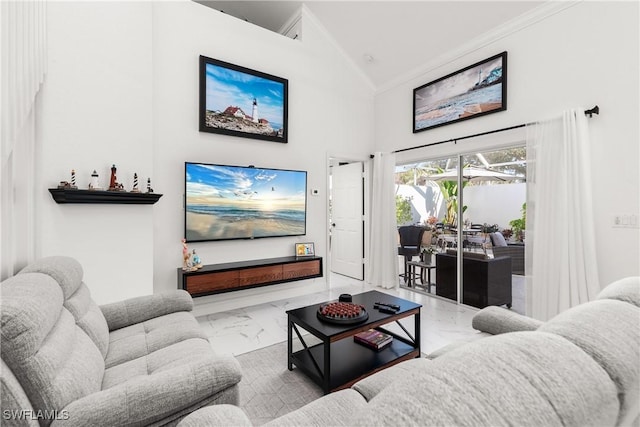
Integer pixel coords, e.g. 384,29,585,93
490,232,525,275
398,225,426,283
467,224,486,251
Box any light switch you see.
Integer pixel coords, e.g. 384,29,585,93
613,213,640,228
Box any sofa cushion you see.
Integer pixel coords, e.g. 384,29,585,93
1,359,39,427
425,333,488,359
19,256,83,298
472,306,544,335
100,290,194,331
57,351,242,426
262,389,368,427
352,357,431,401
596,276,640,307
19,256,110,358
105,311,208,369
538,299,640,426
103,337,219,389
354,332,619,427
178,404,252,427
1,274,104,425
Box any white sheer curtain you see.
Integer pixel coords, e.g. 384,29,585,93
525,108,600,320
1,0,47,279
367,152,398,289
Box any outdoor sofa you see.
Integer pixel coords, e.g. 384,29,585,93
435,250,512,308
1,256,242,426
490,231,525,275
179,276,640,427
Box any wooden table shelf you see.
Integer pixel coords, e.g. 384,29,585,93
178,256,323,297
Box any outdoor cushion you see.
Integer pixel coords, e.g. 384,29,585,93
445,249,488,259
490,231,508,247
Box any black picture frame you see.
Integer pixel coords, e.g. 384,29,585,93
413,51,507,133
199,55,288,143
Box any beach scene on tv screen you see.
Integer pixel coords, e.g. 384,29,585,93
204,62,285,139
186,163,306,241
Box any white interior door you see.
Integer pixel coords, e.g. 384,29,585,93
330,162,364,280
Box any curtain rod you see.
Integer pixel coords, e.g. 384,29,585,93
391,105,600,155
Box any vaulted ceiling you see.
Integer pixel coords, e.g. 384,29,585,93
195,1,544,89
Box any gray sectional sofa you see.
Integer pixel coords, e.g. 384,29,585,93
1,256,242,426
180,276,640,427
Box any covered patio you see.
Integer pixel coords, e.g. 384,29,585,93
395,148,527,313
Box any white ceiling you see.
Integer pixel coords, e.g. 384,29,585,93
196,1,544,89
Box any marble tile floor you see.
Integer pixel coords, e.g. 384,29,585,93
196,273,489,357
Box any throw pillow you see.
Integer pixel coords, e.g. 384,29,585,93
490,232,508,247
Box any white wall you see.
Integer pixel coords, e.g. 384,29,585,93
36,1,154,303
35,1,374,307
375,2,640,286
151,1,374,312
397,182,525,230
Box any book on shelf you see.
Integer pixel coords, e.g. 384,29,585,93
354,329,393,350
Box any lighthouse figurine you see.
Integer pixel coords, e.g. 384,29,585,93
131,173,140,193
146,177,154,193
89,170,101,190
70,169,77,189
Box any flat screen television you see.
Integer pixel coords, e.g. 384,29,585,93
185,162,307,242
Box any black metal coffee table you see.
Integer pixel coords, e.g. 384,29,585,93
286,290,421,394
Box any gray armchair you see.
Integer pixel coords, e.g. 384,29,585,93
1,256,241,426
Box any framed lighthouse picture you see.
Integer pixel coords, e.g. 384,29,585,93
199,55,288,143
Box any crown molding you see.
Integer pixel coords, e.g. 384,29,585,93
376,1,581,94
278,4,302,38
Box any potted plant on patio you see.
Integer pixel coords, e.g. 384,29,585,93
420,245,437,264
509,203,526,242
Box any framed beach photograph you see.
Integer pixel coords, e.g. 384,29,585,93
413,51,507,133
295,242,315,257
199,55,288,143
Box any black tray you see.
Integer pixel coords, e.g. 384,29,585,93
317,302,369,325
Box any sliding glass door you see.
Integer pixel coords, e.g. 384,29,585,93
460,148,526,312
395,146,526,313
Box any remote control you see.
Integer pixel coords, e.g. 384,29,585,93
377,306,399,314
374,302,400,310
